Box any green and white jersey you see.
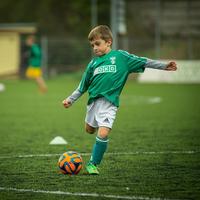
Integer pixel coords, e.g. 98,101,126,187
78,50,147,107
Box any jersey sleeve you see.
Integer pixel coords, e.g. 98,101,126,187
66,88,83,104
144,58,167,70
78,60,94,93
119,50,147,73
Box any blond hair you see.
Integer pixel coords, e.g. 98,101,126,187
88,25,113,43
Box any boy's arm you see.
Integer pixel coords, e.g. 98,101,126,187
145,59,177,71
62,59,94,108
63,88,83,108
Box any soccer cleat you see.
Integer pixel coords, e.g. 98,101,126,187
86,162,99,175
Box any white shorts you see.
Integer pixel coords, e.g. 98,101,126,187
85,98,118,129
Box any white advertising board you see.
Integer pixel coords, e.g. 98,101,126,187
138,60,200,83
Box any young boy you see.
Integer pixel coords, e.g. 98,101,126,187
62,25,177,175
25,35,47,93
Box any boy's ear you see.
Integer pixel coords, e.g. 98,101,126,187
107,39,112,46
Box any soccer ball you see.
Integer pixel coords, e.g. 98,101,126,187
58,151,83,175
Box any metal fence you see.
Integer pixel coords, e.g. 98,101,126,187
41,36,200,77
41,37,91,77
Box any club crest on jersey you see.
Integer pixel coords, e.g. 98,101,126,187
110,57,116,64
93,65,116,76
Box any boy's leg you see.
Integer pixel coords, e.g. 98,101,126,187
90,126,110,165
85,123,96,134
86,126,110,175
35,77,47,93
85,98,117,174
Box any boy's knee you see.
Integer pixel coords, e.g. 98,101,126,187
98,127,111,139
86,128,95,134
85,124,96,134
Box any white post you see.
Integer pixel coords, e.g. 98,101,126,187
41,36,48,78
155,0,161,59
91,0,98,28
110,0,118,50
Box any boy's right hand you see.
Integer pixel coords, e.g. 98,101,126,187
62,99,72,108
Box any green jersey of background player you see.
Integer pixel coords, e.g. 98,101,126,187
62,25,177,175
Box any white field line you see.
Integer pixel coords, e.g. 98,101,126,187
0,150,198,159
0,187,180,200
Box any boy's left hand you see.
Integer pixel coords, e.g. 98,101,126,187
165,61,177,71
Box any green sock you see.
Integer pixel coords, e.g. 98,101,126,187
90,136,109,165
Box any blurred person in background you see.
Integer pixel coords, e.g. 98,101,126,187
25,35,47,93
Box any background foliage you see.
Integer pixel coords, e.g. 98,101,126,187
0,0,110,36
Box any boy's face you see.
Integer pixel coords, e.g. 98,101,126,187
90,38,112,56
26,37,34,46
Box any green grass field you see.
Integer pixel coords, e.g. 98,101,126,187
0,74,200,200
